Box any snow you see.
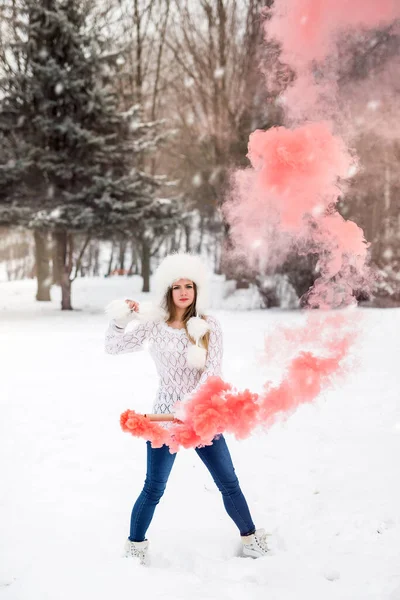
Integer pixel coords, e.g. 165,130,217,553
0,276,399,600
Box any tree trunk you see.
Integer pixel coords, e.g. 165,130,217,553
34,229,51,301
128,241,139,275
184,222,191,253
92,243,100,276
196,215,204,253
51,233,62,286
119,239,127,271
214,235,222,275
384,164,391,241
54,230,73,310
141,238,151,292
106,241,115,276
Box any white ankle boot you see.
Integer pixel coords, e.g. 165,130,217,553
124,538,149,566
241,528,269,558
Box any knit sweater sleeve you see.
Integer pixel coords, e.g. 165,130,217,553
191,315,223,393
105,319,152,355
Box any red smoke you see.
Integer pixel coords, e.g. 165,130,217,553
121,315,354,453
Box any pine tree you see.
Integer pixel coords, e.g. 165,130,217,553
0,0,179,308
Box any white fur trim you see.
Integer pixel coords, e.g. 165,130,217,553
153,253,209,314
186,344,207,369
105,298,166,324
187,316,210,341
105,298,133,320
136,301,167,323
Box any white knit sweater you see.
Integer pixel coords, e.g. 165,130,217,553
105,316,223,414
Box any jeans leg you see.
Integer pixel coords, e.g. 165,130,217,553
129,441,177,542
195,435,256,536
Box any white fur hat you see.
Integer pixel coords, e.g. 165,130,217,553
153,252,209,315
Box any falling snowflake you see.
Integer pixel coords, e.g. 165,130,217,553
213,67,225,80
55,83,64,95
209,167,221,185
192,173,203,187
129,119,142,132
347,165,358,178
312,204,324,217
38,48,48,60
367,100,380,111
184,77,195,88
275,95,286,105
383,248,393,260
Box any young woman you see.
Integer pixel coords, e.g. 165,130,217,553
105,253,268,565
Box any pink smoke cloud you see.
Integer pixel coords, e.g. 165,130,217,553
265,0,400,68
224,121,370,308
246,121,352,230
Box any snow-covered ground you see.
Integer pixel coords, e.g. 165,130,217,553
1,276,399,600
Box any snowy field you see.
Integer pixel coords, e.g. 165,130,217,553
1,276,399,600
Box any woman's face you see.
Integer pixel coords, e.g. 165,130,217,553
171,279,195,310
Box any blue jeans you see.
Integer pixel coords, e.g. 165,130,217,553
129,435,256,541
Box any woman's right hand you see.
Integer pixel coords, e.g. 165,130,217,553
125,299,139,313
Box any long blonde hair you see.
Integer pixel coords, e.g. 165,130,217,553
165,282,210,352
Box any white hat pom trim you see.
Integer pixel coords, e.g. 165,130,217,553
186,344,207,370
137,301,167,322
187,316,210,340
105,298,130,320
105,298,166,323
186,316,210,369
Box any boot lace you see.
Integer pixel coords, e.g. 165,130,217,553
255,529,269,553
126,542,147,564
